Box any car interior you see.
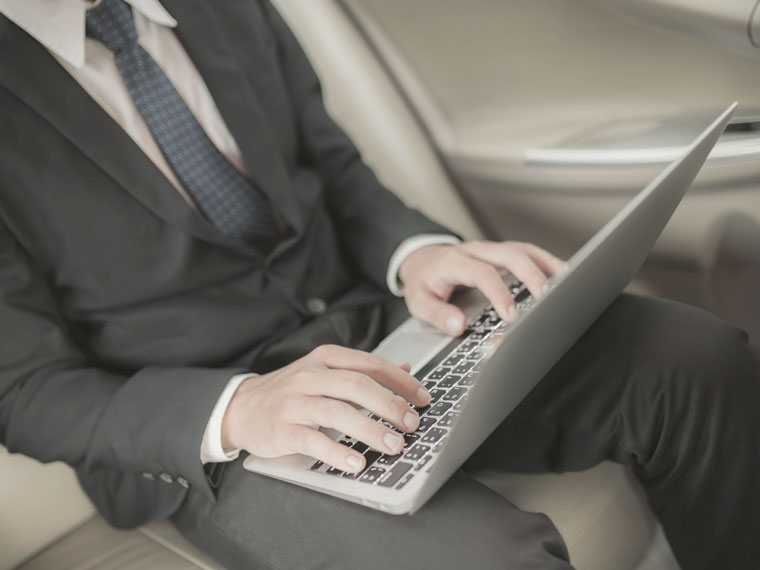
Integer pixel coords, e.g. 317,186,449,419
2,1,759,569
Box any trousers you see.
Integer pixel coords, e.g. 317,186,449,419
171,295,760,570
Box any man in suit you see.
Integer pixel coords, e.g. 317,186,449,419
0,1,758,568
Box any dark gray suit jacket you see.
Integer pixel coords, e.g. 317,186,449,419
0,0,450,527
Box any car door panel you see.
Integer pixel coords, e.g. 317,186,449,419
344,0,760,353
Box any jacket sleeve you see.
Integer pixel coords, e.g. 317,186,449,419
0,220,246,527
260,1,458,290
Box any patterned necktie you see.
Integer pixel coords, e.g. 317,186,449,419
86,0,279,249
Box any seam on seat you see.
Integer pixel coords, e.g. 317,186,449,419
9,514,101,570
136,526,221,570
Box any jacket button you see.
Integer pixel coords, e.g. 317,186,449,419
141,472,155,480
305,297,327,315
177,476,190,489
159,473,174,484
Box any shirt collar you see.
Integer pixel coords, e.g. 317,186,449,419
0,0,177,69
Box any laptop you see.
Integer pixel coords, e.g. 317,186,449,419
243,102,737,515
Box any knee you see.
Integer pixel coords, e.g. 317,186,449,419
621,295,756,409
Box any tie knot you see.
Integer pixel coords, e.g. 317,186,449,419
86,0,138,55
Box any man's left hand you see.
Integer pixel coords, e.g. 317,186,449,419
398,241,566,336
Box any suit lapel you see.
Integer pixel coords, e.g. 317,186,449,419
0,11,301,254
164,0,304,236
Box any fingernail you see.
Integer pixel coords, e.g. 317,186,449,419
384,432,404,453
446,315,463,336
507,305,518,322
346,454,363,471
403,411,419,431
417,387,431,405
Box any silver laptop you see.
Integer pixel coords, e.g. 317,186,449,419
243,103,737,515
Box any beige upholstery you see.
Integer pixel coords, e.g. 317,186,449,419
0,447,224,570
473,465,657,570
15,518,223,570
271,0,483,242
0,447,95,569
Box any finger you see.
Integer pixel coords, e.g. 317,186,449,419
460,242,549,302
308,345,430,407
303,369,420,433
522,243,567,277
441,258,516,322
406,289,468,336
286,425,367,473
499,253,549,301
304,397,407,456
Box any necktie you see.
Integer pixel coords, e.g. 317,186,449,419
86,0,279,249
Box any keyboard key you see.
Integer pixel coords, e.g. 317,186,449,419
514,286,531,303
403,432,420,447
458,373,476,386
396,472,415,490
453,361,476,374
422,380,437,390
453,399,467,412
416,416,436,433
326,466,345,476
377,453,401,466
429,389,447,403
404,444,431,461
362,450,382,471
427,401,453,417
437,374,461,388
443,387,467,402
359,466,386,484
427,367,451,380
433,437,448,454
379,461,413,487
310,460,324,471
437,412,459,428
443,355,463,367
421,427,448,444
415,454,433,471
351,441,369,454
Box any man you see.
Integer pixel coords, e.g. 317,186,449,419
0,1,757,569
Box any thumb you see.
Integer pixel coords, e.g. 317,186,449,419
408,292,467,336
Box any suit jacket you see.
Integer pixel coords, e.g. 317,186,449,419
0,0,450,527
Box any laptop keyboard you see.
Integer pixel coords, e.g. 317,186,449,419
309,281,535,490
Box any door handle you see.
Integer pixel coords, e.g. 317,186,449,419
525,119,760,167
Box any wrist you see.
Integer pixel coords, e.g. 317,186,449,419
398,244,450,290
220,374,254,451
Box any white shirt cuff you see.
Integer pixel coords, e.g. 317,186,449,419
386,234,462,296
200,373,252,464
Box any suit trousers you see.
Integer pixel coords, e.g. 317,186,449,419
171,294,760,570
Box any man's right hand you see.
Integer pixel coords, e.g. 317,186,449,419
221,345,432,474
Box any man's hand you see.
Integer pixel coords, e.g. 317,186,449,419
398,241,566,336
221,346,431,474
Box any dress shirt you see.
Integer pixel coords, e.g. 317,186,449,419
0,0,459,465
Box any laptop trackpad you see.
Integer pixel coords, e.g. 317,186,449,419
373,319,451,374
